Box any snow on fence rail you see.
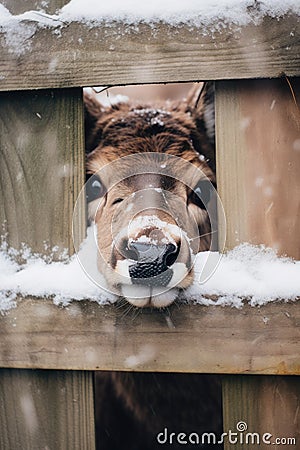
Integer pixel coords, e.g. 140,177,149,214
0,228,299,313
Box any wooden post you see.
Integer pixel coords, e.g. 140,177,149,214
0,89,85,254
0,89,95,449
0,369,95,450
222,375,300,449
216,79,300,448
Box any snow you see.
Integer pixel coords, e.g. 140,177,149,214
131,108,170,127
127,215,182,245
292,139,300,152
186,244,300,307
59,1,300,26
0,4,10,19
0,1,298,27
125,344,156,368
0,226,116,313
0,227,299,312
0,1,299,55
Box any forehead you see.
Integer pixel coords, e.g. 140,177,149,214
90,101,202,160
100,105,192,144
87,102,215,183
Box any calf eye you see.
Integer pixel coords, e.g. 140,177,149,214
86,175,106,202
190,180,213,209
112,198,124,205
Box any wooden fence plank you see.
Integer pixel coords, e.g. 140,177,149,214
215,79,300,448
222,376,300,449
0,88,85,254
0,298,299,374
0,89,94,449
0,14,299,91
215,78,300,258
0,369,95,450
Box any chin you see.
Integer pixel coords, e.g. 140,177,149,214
120,284,179,308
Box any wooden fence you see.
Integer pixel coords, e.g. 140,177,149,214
0,2,299,449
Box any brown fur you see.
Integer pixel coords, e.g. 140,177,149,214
84,84,222,449
85,87,216,305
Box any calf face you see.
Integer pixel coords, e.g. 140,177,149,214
84,84,216,308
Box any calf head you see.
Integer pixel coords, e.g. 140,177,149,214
84,84,217,308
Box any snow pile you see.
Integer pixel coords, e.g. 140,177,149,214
187,244,300,307
0,0,298,27
0,226,299,312
128,215,182,246
0,226,116,313
59,0,300,26
0,1,299,41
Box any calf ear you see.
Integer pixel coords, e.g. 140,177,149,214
186,82,215,146
83,89,104,154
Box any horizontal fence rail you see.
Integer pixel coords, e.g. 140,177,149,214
0,14,299,91
0,298,299,373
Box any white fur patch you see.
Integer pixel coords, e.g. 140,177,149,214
150,288,178,308
121,285,151,307
121,284,178,308
115,260,132,281
168,262,188,288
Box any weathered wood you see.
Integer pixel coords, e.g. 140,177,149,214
0,298,299,373
222,376,300,449
0,89,85,254
0,14,299,91
0,90,94,449
215,78,300,449
0,369,95,450
216,78,300,258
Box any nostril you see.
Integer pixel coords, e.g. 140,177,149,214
126,247,139,261
126,241,179,266
119,239,139,261
128,242,160,262
126,241,180,285
164,242,180,267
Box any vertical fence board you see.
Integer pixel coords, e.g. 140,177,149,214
215,79,300,448
0,88,93,449
222,376,300,449
0,89,85,254
0,369,95,450
215,78,300,258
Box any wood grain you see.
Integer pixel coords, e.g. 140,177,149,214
0,90,94,449
216,78,300,258
222,376,300,449
0,298,299,374
0,369,95,450
0,89,85,255
215,79,300,449
0,14,299,91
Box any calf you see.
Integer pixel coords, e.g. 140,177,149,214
84,84,222,449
